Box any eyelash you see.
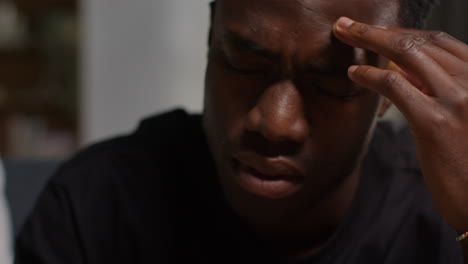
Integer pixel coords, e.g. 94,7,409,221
221,53,363,101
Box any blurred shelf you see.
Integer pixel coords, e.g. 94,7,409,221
0,49,45,93
0,0,79,158
14,0,77,15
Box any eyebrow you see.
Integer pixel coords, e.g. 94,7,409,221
224,31,350,79
223,31,279,60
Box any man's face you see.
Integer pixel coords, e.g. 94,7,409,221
203,0,399,229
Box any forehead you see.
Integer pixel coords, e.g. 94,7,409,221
215,0,399,69
219,0,400,27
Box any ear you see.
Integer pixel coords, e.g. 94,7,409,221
378,97,392,118
208,1,217,47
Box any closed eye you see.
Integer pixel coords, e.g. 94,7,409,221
221,45,275,75
301,74,368,101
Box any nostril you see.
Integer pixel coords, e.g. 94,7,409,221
245,106,309,144
245,108,262,132
290,118,310,142
261,121,293,142
261,118,309,143
240,130,303,157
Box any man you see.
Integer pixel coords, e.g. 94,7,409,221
14,0,468,263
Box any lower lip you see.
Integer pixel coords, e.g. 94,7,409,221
233,160,302,199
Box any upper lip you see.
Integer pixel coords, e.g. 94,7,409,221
233,152,305,180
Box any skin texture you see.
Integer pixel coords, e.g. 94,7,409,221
203,0,399,256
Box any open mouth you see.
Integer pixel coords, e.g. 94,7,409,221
232,157,303,199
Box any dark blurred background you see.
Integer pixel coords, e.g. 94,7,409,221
428,0,468,43
0,0,77,160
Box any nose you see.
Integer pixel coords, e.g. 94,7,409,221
245,80,309,143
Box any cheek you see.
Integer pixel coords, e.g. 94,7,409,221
204,61,268,140
299,92,382,196
307,91,382,162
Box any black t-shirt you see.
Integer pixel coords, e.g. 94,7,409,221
14,109,463,263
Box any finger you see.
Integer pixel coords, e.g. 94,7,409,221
387,61,428,94
348,64,429,121
374,27,467,76
386,29,468,75
333,17,460,97
390,29,468,62
417,42,468,76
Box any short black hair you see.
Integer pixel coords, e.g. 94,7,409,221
210,0,438,29
399,0,438,29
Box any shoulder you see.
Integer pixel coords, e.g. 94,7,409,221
372,120,419,170
46,108,204,208
15,109,202,263
364,121,462,262
370,120,431,208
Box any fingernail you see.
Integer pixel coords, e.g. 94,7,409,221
336,17,354,30
348,65,359,75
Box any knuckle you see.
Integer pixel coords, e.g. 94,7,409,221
392,34,426,54
453,93,468,111
430,111,449,127
428,31,452,43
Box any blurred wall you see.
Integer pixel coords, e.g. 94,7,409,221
81,0,467,145
427,0,468,44
0,159,12,264
81,0,210,144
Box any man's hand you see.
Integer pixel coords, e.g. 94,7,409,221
333,17,468,232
